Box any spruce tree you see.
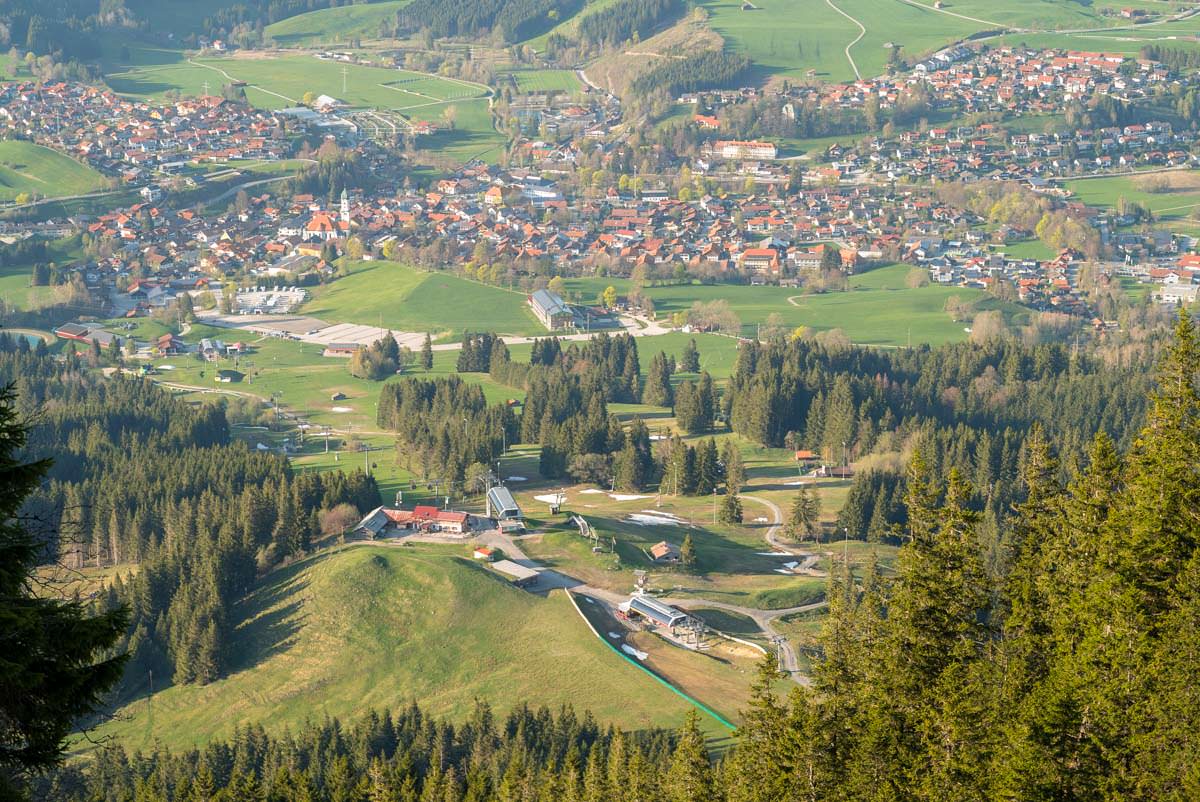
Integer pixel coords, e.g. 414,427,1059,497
722,440,745,494
664,710,716,802
719,493,743,524
420,332,433,371
0,387,127,792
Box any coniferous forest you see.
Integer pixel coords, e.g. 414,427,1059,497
0,337,381,697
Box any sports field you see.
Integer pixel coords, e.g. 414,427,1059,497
91,544,737,752
265,0,413,46
0,141,108,203
501,68,584,94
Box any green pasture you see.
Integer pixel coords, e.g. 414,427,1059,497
566,264,1012,346
302,261,544,339
0,141,109,203
1065,171,1200,219
90,544,736,752
266,1,414,46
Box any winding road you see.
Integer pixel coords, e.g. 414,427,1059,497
472,488,820,683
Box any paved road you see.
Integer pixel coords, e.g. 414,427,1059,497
476,493,820,682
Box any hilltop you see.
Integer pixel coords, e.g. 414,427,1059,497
94,544,734,751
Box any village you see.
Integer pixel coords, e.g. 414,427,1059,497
3,42,1200,353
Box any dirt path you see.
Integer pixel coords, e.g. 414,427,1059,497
825,0,866,80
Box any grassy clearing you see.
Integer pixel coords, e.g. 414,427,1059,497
265,1,414,46
1065,170,1200,219
0,141,109,203
90,544,734,752
0,236,83,310
567,265,1016,346
302,261,544,339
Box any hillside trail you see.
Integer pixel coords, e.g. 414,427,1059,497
824,0,866,81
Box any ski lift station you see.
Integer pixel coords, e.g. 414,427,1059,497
486,485,521,519
620,594,693,633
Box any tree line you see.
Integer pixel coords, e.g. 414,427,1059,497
576,0,678,48
630,50,751,99
376,374,518,492
396,0,582,42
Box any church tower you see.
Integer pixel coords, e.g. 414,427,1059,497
339,188,350,224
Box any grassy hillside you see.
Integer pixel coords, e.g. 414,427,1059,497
302,261,544,338
0,141,108,202
94,545,735,751
266,0,414,46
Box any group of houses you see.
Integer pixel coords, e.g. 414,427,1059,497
0,82,291,186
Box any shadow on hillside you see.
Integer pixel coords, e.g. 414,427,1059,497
228,555,320,672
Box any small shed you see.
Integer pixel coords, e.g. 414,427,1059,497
650,541,680,563
490,559,540,588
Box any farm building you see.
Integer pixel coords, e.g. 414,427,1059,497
354,505,472,537
649,541,681,563
490,559,541,588
529,289,574,331
620,595,692,631
486,485,522,519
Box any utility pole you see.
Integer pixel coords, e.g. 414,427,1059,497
712,488,717,524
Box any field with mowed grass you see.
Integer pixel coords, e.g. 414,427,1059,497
0,141,109,202
0,236,83,310
689,0,1189,84
499,68,584,94
301,261,544,339
265,0,414,46
90,544,736,752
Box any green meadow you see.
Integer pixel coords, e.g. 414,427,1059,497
0,236,84,310
567,263,1015,346
0,141,109,203
103,50,504,163
301,261,544,340
91,544,736,752
1065,171,1200,220
265,0,414,46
